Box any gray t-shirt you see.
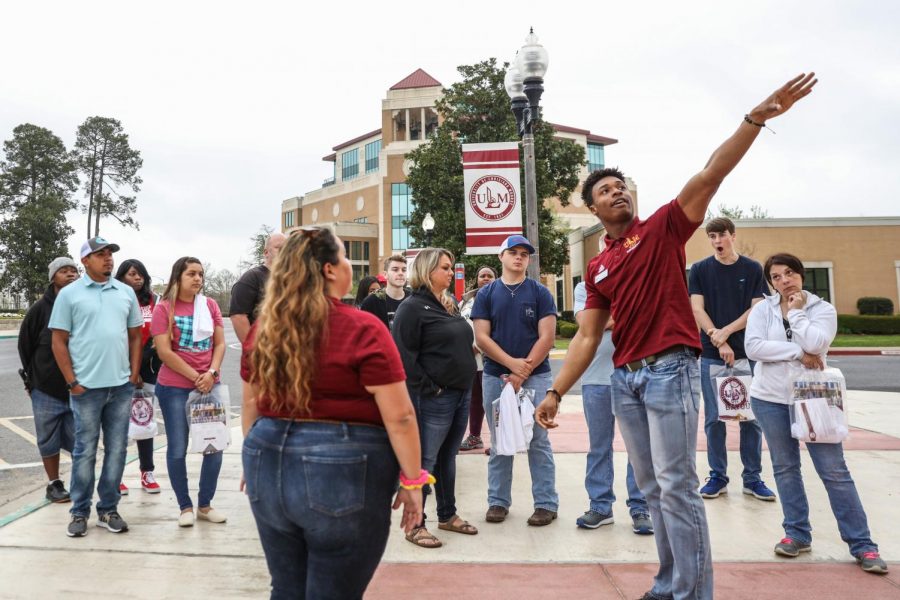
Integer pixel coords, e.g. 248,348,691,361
574,282,615,385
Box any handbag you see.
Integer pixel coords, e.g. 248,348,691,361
128,388,159,440
186,384,231,454
491,383,535,456
710,359,755,421
789,366,848,443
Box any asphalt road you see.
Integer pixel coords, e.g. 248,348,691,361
1,324,898,510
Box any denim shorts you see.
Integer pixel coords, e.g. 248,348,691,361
31,388,75,457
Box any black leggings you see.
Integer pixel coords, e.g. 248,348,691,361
137,437,155,472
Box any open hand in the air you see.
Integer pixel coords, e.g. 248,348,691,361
749,72,817,124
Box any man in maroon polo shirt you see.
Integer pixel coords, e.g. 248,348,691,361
536,73,817,600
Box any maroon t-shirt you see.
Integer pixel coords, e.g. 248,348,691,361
240,297,406,427
585,199,702,368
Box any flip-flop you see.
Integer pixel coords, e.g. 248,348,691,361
438,515,479,535
405,526,443,548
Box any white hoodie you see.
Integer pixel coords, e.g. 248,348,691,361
745,291,837,405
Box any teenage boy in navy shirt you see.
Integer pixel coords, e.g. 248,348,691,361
689,217,774,502
536,73,817,600
471,235,558,527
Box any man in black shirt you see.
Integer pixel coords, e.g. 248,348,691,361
18,257,80,502
689,217,774,502
230,232,286,343
360,254,409,330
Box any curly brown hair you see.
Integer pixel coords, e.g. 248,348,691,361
250,227,340,415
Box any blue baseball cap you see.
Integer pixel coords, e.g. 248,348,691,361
499,234,535,254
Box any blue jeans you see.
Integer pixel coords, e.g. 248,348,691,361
411,386,470,523
31,388,75,457
69,382,133,517
156,383,223,511
751,397,878,557
700,357,762,484
482,371,558,511
612,350,713,600
243,419,399,600
582,384,647,516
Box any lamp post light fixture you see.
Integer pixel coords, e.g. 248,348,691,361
505,28,549,281
422,212,435,247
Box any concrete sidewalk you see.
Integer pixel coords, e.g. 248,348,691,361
1,390,898,599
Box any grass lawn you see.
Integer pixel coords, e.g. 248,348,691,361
832,334,900,347
554,338,572,350
556,334,900,350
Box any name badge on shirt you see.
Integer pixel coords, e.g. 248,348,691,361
594,266,609,284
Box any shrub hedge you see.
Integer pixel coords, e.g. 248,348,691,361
558,321,579,338
837,315,900,334
856,297,894,315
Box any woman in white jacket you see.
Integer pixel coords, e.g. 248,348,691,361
745,253,887,574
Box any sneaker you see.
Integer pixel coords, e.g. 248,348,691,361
45,480,71,503
141,471,161,494
485,505,508,523
576,510,614,529
699,477,728,499
743,480,776,502
527,508,558,526
459,435,484,451
119,482,129,495
178,510,195,527
66,515,88,537
197,507,227,523
774,537,811,557
856,551,888,574
637,592,674,600
97,511,128,533
631,512,654,535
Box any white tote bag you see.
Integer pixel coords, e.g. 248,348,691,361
789,366,849,443
710,359,755,421
492,383,534,456
186,384,231,454
128,388,159,441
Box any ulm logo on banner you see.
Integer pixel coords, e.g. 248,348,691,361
463,142,523,255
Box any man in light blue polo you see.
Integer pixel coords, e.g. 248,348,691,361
50,236,143,537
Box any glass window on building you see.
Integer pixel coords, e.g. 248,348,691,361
341,148,359,181
409,110,423,141
803,267,831,303
391,183,415,250
365,140,381,173
343,240,371,286
284,211,294,228
587,143,605,172
556,279,564,314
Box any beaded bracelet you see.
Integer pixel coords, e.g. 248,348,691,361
399,469,436,490
744,114,776,134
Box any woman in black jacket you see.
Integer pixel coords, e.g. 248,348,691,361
392,248,478,548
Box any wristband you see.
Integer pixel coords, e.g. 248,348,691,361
399,469,436,490
547,388,562,404
744,114,776,134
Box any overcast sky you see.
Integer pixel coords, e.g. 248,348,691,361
2,0,898,282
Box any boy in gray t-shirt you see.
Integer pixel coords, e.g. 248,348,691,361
573,282,652,534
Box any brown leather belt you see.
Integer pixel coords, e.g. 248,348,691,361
624,345,692,373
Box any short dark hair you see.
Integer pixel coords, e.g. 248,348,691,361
383,254,407,271
581,167,626,207
705,217,735,235
763,253,805,286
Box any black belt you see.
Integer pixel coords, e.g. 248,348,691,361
624,345,692,373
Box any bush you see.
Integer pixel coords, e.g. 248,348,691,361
857,297,894,315
558,321,579,338
560,310,575,323
837,315,900,334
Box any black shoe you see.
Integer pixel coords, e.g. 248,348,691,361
67,515,87,537
636,592,673,600
97,511,128,533
46,480,71,503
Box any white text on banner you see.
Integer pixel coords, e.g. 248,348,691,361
462,142,522,255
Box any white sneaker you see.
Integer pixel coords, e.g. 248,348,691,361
178,510,194,527
197,508,227,523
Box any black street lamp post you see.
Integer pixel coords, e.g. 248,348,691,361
505,28,549,281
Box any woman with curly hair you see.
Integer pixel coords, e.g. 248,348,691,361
241,227,424,598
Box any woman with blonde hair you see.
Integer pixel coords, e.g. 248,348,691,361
241,227,425,598
392,248,479,548
150,257,226,526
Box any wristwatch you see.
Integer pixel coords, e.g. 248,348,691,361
67,380,80,390
209,369,219,378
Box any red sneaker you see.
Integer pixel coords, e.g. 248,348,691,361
119,482,129,495
141,471,161,494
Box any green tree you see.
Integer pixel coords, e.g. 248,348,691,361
74,116,143,238
0,124,79,302
708,203,772,220
404,58,585,278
